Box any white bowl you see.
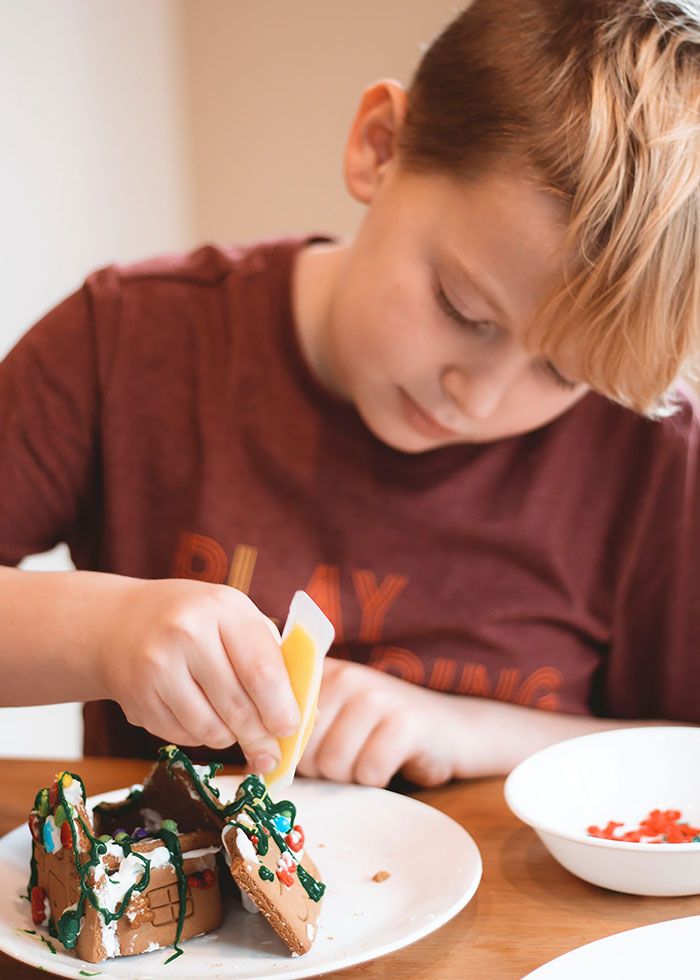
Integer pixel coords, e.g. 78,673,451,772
504,726,700,896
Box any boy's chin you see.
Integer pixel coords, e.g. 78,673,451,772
362,416,468,454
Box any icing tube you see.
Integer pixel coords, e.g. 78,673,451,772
265,591,335,791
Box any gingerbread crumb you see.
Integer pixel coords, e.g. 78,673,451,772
372,870,390,882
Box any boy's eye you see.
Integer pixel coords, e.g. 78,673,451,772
434,279,493,337
543,359,578,391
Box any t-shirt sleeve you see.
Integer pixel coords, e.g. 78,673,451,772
0,280,104,565
601,405,700,722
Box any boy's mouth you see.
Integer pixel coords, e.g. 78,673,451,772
398,388,459,440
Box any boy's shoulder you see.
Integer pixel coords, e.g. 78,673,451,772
560,386,700,471
93,236,314,292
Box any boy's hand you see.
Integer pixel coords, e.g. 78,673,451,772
98,579,300,772
296,658,462,787
297,658,650,788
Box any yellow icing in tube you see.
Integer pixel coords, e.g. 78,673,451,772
264,593,334,791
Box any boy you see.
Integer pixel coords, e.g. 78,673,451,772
2,0,700,787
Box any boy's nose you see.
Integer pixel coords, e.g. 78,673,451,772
441,361,520,420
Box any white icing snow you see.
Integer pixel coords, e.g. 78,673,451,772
141,845,172,870
235,828,259,864
277,851,295,872
180,844,220,861
62,780,84,807
94,853,148,913
307,922,315,941
103,841,128,861
100,917,120,959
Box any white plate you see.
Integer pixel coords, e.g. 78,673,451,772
0,776,481,979
523,915,700,979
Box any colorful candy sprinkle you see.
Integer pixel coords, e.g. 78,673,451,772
48,781,60,810
276,850,297,888
277,866,296,888
271,813,292,835
30,886,46,925
35,789,50,819
285,825,305,852
54,803,71,827
60,820,73,849
161,818,178,833
187,869,215,889
588,809,700,843
28,813,42,844
43,817,60,854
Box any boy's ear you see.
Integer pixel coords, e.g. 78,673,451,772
343,80,408,204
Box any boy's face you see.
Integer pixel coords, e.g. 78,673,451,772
304,165,589,452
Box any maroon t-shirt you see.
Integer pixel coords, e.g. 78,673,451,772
1,237,699,759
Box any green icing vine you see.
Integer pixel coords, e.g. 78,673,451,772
224,773,325,902
152,752,325,901
39,934,57,954
54,807,152,950
157,827,186,964
296,863,325,902
28,745,325,967
160,744,222,803
27,772,199,957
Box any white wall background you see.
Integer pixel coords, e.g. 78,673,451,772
0,0,459,758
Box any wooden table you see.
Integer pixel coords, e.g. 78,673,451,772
2,757,699,979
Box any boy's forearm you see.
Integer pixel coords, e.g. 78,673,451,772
0,565,128,706
452,694,670,779
0,567,301,766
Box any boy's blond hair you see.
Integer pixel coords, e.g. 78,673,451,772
400,0,700,417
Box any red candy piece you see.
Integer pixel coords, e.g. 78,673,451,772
276,867,295,888
30,886,46,925
28,814,41,844
48,781,59,810
187,869,216,889
60,820,73,849
250,834,259,849
285,825,305,852
276,850,297,888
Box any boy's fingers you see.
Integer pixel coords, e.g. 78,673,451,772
219,618,301,738
189,648,276,747
314,700,373,784
141,695,223,749
353,717,409,787
238,734,286,775
157,668,242,750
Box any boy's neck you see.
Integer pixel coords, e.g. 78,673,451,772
292,240,348,399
